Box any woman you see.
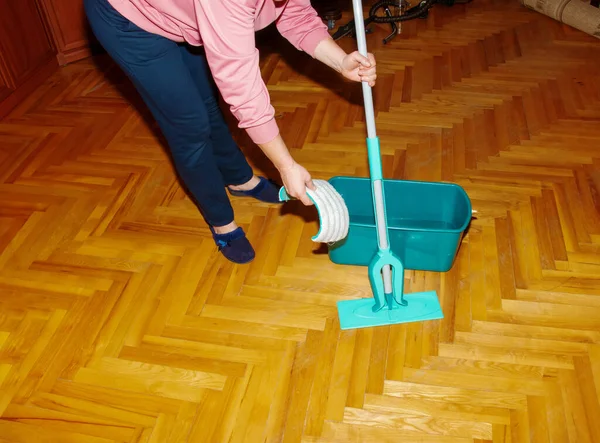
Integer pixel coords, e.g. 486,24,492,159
84,0,377,264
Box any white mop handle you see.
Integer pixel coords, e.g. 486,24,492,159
351,0,393,295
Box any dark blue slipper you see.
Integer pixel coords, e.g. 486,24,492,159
227,176,282,204
210,226,255,264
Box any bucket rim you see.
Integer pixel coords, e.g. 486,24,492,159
328,175,473,233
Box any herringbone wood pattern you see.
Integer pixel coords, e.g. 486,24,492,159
1,0,600,441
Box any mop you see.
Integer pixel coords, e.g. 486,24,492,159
279,0,447,330
332,0,443,330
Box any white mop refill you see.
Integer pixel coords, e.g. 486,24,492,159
279,179,350,243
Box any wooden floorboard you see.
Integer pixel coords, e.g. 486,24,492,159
1,1,600,441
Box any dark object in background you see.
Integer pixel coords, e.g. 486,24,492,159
311,0,343,29
332,0,473,44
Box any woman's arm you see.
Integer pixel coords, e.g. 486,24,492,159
194,0,279,145
274,0,331,55
194,0,315,205
311,37,346,73
275,1,377,86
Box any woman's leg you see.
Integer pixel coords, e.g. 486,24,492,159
83,0,255,263
177,45,283,203
177,45,254,188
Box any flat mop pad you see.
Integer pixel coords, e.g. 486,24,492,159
279,179,350,243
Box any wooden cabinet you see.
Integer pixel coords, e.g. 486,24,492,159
0,65,13,103
0,0,57,79
0,0,58,119
37,0,95,65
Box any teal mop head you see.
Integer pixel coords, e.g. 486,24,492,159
336,248,443,330
337,292,442,329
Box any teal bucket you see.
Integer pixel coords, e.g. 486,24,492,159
327,176,472,272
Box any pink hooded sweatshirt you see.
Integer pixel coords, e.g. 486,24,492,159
107,0,331,145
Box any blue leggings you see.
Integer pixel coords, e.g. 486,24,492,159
84,0,254,227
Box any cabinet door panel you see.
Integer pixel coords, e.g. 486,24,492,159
37,0,93,64
0,63,13,102
0,0,55,85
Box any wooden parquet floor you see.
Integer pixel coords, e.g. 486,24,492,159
1,0,600,441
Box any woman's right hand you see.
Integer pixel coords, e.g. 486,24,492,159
279,161,315,206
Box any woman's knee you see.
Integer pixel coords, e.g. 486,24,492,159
162,118,212,166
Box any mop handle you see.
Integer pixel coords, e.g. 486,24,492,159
351,0,393,295
351,0,377,140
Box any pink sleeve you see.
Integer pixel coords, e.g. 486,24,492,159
275,0,332,56
194,0,279,145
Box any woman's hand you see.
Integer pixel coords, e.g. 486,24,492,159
279,161,315,206
340,51,377,87
256,134,315,206
313,38,377,86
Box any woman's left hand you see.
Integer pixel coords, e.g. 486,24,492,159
340,51,377,87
